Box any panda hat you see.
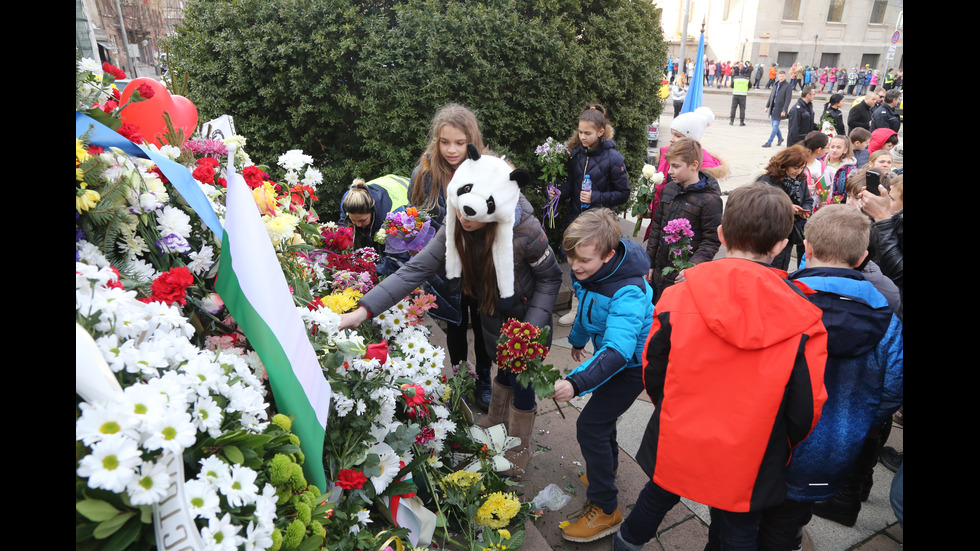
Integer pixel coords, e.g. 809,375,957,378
445,144,529,299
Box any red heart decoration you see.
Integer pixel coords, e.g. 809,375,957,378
169,95,199,146
119,78,198,147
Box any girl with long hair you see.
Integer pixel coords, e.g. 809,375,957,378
407,104,493,410
342,149,561,476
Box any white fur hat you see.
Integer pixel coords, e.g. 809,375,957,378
444,145,527,299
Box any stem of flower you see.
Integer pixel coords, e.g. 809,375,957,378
552,398,566,419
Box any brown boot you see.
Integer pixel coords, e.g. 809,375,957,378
502,404,537,477
561,500,623,542
478,380,513,429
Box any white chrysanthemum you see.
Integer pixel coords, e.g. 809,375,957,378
142,409,197,454
301,167,323,186
76,401,140,447
127,460,172,505
185,478,221,520
125,258,158,282
201,513,243,551
77,240,110,267
349,509,373,534
219,464,259,508
117,233,149,262
78,57,103,73
158,144,182,160
333,394,355,417
277,149,313,172
188,245,215,275
192,396,224,437
77,434,141,493
157,205,193,239
198,456,232,487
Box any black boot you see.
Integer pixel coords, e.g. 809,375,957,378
473,364,492,412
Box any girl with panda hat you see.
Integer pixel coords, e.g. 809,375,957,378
340,145,561,476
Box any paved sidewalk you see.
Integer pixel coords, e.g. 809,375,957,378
426,214,903,551
426,99,903,549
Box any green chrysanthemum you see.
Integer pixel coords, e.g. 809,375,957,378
295,501,311,525
284,519,306,549
272,413,292,432
289,462,307,491
269,454,293,486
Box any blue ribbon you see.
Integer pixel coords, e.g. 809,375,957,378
75,112,224,239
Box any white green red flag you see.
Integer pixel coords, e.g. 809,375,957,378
216,154,331,492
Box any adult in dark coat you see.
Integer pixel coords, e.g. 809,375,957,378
787,87,816,146
871,90,902,132
847,91,877,133
763,71,793,147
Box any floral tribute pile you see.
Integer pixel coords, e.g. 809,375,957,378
75,57,536,551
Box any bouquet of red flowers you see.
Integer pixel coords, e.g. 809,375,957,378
496,319,564,417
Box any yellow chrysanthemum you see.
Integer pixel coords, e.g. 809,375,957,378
474,492,521,529
442,470,482,490
76,139,91,164
76,189,101,213
323,289,363,314
497,529,511,540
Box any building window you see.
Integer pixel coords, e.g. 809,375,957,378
827,0,845,22
870,0,887,24
820,53,840,68
777,51,797,69
724,0,743,21
783,0,801,20
860,54,880,69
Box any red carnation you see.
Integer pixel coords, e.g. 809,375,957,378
147,266,194,306
102,62,126,80
135,82,155,100
117,122,145,144
335,469,367,490
242,166,269,190
111,87,122,100
87,145,104,156
192,157,221,185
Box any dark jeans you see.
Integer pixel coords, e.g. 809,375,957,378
578,367,643,513
759,499,812,551
446,295,490,376
621,480,763,550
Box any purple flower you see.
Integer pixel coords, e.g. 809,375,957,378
157,234,192,254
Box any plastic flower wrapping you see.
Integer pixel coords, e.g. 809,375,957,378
76,56,535,551
381,207,435,254
534,137,569,229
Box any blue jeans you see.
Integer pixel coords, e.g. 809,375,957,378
767,117,783,145
621,480,763,550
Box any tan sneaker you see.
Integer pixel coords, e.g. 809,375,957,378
561,501,623,542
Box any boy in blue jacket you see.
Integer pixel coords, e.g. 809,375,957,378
553,208,655,543
759,205,903,550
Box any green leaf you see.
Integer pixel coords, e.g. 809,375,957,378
76,499,120,522
297,534,325,551
93,511,136,539
223,445,245,464
101,517,142,551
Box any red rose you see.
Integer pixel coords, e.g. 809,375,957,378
365,340,389,365
148,266,194,306
102,62,126,80
86,145,104,156
136,82,155,100
335,469,367,490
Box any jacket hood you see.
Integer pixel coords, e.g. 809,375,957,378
683,258,824,350
790,267,892,357
869,128,897,153
577,239,649,287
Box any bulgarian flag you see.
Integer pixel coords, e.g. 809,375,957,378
216,153,331,492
